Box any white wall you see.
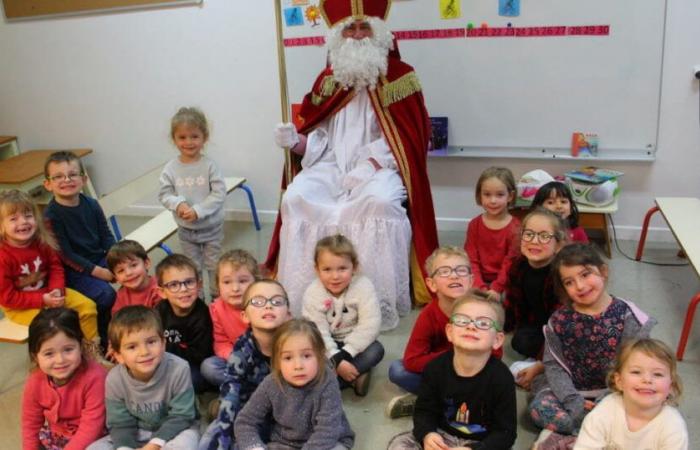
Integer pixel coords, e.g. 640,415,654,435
1,0,698,242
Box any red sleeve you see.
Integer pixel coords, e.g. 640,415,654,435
403,305,447,373
464,216,487,290
0,249,44,310
65,363,107,450
570,226,589,243
491,217,521,293
211,302,233,360
21,371,45,450
44,245,66,291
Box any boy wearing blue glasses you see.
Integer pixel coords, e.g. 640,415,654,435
155,253,213,393
388,291,517,450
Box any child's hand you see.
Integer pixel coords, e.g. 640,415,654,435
136,444,162,450
42,289,65,308
105,344,118,363
92,266,114,282
516,361,544,390
181,208,198,222
423,432,449,450
176,202,190,218
485,289,501,302
584,400,596,411
336,360,359,382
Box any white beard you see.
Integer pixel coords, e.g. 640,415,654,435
327,18,393,90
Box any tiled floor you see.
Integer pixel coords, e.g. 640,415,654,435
1,218,699,449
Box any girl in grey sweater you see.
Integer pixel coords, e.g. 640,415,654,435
234,319,354,450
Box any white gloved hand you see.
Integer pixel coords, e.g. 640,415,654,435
273,123,300,148
341,161,376,191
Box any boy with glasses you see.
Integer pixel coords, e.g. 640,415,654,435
199,279,291,450
155,254,214,393
387,292,516,450
43,151,116,352
387,247,473,419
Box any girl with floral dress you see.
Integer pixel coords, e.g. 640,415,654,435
529,243,656,445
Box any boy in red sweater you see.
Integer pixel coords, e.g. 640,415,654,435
386,246,472,419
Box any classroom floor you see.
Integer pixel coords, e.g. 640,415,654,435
1,218,699,450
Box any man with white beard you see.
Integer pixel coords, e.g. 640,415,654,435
266,0,438,330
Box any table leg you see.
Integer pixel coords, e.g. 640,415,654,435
603,214,612,258
677,292,700,361
635,206,660,261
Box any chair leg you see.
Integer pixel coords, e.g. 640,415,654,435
240,184,261,231
676,293,700,361
635,206,660,261
158,243,173,255
110,216,123,241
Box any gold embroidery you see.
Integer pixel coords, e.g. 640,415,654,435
320,75,337,97
311,93,324,106
352,0,361,18
380,72,422,107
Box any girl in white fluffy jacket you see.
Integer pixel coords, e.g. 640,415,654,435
302,234,384,397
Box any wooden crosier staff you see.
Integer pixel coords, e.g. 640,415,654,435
273,0,293,186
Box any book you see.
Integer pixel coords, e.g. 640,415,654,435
565,167,623,184
429,116,448,156
571,132,599,157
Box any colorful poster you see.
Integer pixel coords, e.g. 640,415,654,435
439,0,461,20
499,0,520,17
284,7,304,26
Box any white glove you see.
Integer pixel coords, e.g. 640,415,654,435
341,161,376,191
274,123,300,148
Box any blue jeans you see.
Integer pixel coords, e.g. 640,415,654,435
65,263,116,348
388,359,422,394
336,340,385,389
201,355,227,389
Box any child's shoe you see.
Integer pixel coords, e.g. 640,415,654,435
353,370,372,397
531,429,576,450
509,357,537,378
385,393,416,419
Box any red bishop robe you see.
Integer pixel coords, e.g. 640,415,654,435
266,55,439,305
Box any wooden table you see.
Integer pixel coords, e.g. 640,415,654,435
636,197,700,360
0,136,19,160
0,149,96,201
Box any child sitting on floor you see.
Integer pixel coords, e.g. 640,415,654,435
87,306,199,450
387,291,516,450
106,240,161,315
530,243,656,448
201,249,260,388
155,253,213,393
199,279,292,450
503,208,567,389
574,338,688,450
234,318,355,449
22,308,107,449
386,246,472,419
302,234,384,397
0,189,98,343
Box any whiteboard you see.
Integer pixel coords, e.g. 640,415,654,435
278,0,666,160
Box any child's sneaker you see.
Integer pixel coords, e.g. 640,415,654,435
509,357,537,378
385,393,417,419
353,370,372,397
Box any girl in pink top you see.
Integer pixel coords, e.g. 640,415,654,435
200,249,260,387
22,307,107,450
531,181,589,243
464,167,520,301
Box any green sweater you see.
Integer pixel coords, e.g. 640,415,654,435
105,352,197,448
